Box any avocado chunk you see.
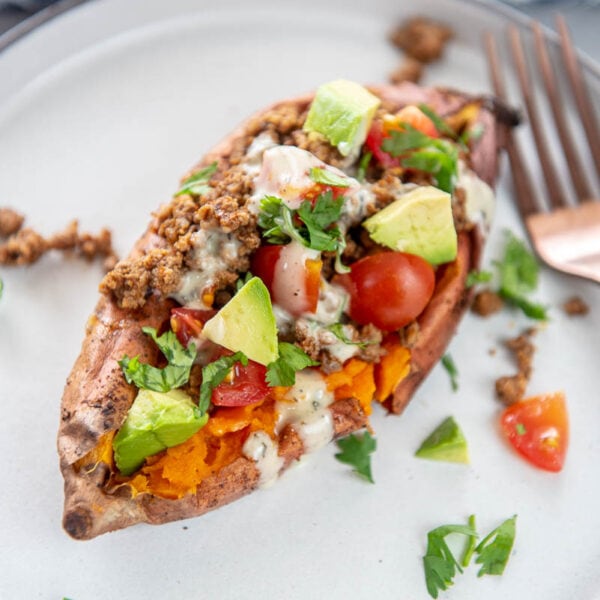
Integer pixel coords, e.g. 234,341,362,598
415,416,470,464
113,388,207,476
362,185,457,265
202,277,279,366
303,80,380,157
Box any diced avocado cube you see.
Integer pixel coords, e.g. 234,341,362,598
362,185,457,265
113,388,207,476
303,80,380,157
415,416,470,464
202,277,279,366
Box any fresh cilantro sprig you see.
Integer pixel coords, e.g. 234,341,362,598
258,192,345,252
423,523,478,598
174,162,217,197
496,232,548,320
423,515,518,598
474,515,517,577
119,327,197,393
441,353,459,392
266,342,318,387
199,351,248,413
381,124,458,193
466,269,493,288
335,431,377,483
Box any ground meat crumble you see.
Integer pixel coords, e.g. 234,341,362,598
495,328,536,406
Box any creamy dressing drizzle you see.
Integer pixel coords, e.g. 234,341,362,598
171,228,242,308
456,162,495,232
242,431,284,489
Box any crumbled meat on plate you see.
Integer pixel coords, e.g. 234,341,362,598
389,17,453,63
388,58,424,85
472,289,504,317
562,295,589,316
495,328,536,405
0,207,24,238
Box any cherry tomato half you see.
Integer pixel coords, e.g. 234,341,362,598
335,252,435,331
211,359,270,407
251,243,322,316
500,391,569,472
170,307,217,347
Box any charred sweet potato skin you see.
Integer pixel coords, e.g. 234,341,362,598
58,83,502,539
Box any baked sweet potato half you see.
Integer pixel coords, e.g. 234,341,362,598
58,81,512,540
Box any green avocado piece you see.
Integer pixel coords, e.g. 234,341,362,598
113,388,207,476
303,80,380,157
415,416,470,464
202,277,279,366
362,185,458,265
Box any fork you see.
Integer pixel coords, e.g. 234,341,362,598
484,15,600,284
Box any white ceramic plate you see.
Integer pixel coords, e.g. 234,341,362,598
1,1,600,598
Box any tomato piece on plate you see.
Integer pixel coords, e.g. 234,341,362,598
170,307,217,347
335,251,435,331
500,391,569,472
365,120,400,169
211,359,270,407
389,105,439,139
251,242,322,316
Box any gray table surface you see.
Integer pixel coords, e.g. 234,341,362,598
0,1,599,61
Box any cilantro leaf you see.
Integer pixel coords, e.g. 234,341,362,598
199,352,248,413
335,431,376,483
382,125,458,193
258,192,345,253
496,232,548,320
356,151,372,182
417,104,457,139
309,167,350,188
174,162,217,197
461,514,478,568
423,523,478,598
266,342,318,387
441,353,459,392
474,515,517,577
328,323,376,348
119,328,197,393
466,269,493,288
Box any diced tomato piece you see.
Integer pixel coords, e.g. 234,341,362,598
335,252,435,331
390,105,439,138
251,242,322,316
365,120,400,168
301,182,347,202
211,359,270,407
500,391,569,472
170,307,217,347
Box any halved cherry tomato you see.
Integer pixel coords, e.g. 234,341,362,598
365,105,439,168
251,242,322,316
211,359,270,407
500,391,569,472
335,252,435,331
170,307,217,347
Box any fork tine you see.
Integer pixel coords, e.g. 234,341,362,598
531,21,594,202
484,32,540,219
556,14,600,179
508,25,569,210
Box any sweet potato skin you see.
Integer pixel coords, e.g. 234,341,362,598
59,83,500,539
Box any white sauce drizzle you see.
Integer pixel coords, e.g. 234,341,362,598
275,370,335,454
242,431,284,489
456,162,496,232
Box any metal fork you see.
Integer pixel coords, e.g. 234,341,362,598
485,15,600,284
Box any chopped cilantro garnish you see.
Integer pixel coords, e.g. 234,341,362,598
199,351,248,413
516,423,527,436
308,166,350,188
466,269,493,288
174,162,217,197
335,431,376,483
265,342,318,387
423,522,478,598
474,515,517,577
328,323,376,348
423,515,517,598
356,151,372,182
382,124,458,193
258,192,345,253
496,232,548,320
119,327,197,393
417,104,457,139
441,354,459,392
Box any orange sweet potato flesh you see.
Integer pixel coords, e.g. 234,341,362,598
58,82,501,539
